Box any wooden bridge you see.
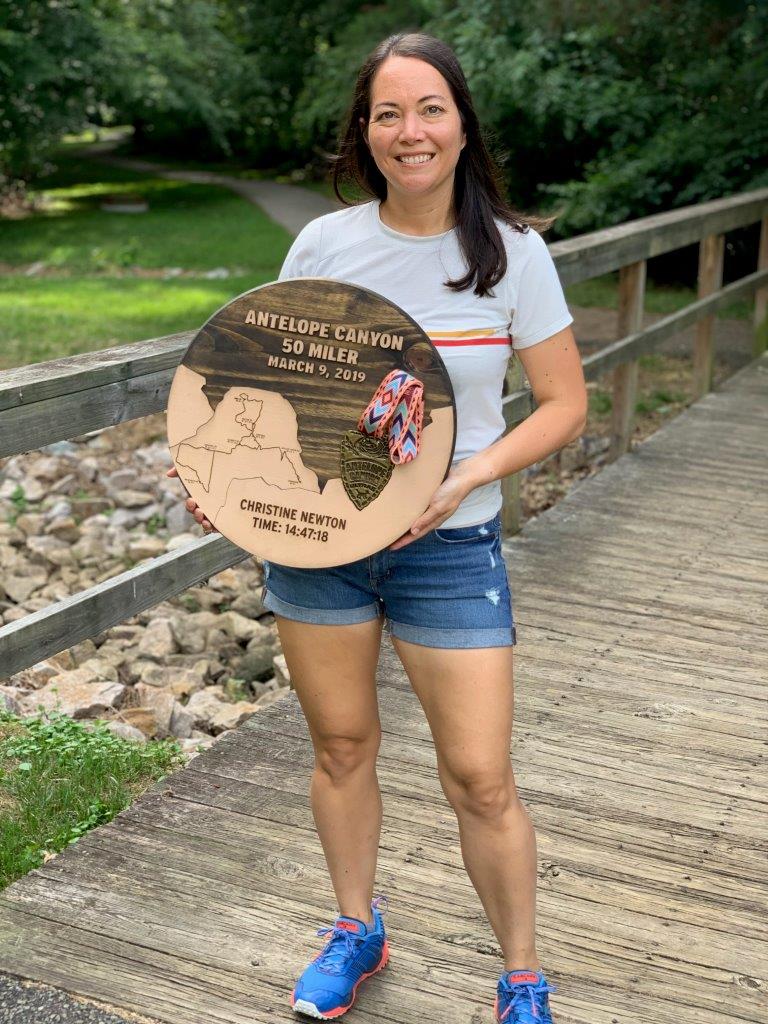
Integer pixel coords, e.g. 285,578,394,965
0,191,766,1023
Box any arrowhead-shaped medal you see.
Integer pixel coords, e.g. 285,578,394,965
340,430,393,510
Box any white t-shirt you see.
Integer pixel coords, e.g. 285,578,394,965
278,199,573,528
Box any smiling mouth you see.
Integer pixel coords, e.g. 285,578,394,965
396,154,435,165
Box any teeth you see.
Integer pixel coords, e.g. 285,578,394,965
399,154,433,165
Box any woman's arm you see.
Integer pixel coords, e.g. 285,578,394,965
389,325,587,548
458,324,588,489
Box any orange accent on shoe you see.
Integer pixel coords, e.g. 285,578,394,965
290,939,389,1019
506,972,540,984
335,920,362,933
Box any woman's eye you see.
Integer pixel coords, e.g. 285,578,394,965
377,111,397,121
425,105,444,115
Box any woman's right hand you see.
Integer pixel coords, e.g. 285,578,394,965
166,466,218,534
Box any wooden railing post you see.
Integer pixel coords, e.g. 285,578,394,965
754,215,768,357
693,233,725,397
608,260,646,461
501,357,524,537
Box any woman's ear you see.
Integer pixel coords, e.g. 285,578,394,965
359,116,370,148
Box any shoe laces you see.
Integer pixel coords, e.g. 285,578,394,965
313,894,388,976
498,973,557,1022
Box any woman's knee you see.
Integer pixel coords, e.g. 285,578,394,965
314,729,381,783
441,763,518,818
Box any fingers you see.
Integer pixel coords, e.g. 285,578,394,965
192,506,216,533
387,532,419,551
167,467,216,532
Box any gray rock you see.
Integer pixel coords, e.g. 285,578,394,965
0,686,24,714
104,469,139,490
236,644,279,683
272,653,291,686
128,536,165,560
185,687,259,734
69,638,98,664
170,611,219,654
114,489,154,508
46,499,73,519
164,503,191,536
70,496,113,518
16,477,46,502
27,676,126,718
49,472,78,494
105,720,147,743
137,619,177,660
41,440,79,456
168,701,195,738
165,531,197,551
217,610,271,643
108,508,141,530
13,513,46,536
132,683,176,736
231,591,267,618
26,535,75,567
4,569,47,603
44,516,81,543
255,688,289,709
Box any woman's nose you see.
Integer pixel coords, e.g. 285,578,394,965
398,111,425,143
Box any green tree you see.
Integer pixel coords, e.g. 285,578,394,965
0,0,102,190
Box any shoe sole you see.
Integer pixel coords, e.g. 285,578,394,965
291,940,389,1019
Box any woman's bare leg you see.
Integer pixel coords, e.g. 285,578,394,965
274,614,385,923
391,637,540,971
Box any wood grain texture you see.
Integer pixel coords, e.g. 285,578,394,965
0,352,765,1023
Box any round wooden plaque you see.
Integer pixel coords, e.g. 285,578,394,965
167,278,456,567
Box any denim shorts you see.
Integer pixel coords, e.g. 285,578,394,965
260,511,516,649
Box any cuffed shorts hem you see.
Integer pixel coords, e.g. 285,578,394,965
388,620,517,649
262,588,381,626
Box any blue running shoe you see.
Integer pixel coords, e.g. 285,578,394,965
291,895,389,1019
495,968,557,1023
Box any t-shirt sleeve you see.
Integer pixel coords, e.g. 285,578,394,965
277,216,324,280
507,228,574,350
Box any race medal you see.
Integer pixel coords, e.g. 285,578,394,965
166,278,456,568
340,367,425,510
340,432,393,511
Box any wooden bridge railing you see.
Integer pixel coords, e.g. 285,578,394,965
1,187,767,680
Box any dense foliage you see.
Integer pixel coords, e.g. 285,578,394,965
1,0,766,233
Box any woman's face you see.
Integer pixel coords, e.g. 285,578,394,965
363,55,466,203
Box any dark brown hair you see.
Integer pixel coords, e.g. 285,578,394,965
332,32,554,298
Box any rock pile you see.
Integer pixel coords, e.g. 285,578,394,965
0,413,290,757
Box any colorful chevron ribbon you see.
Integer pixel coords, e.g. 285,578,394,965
358,369,424,464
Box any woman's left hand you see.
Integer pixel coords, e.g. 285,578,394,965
387,462,480,551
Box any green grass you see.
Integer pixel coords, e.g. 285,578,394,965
2,177,290,273
0,275,270,367
0,153,293,367
0,708,186,891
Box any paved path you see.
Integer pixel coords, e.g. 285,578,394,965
100,156,339,237
1,352,765,1023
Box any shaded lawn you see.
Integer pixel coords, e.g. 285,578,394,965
1,177,291,274
0,275,270,369
0,162,293,368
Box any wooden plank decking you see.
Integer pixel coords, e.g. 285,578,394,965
0,353,766,1024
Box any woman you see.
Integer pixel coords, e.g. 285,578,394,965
171,32,587,1024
